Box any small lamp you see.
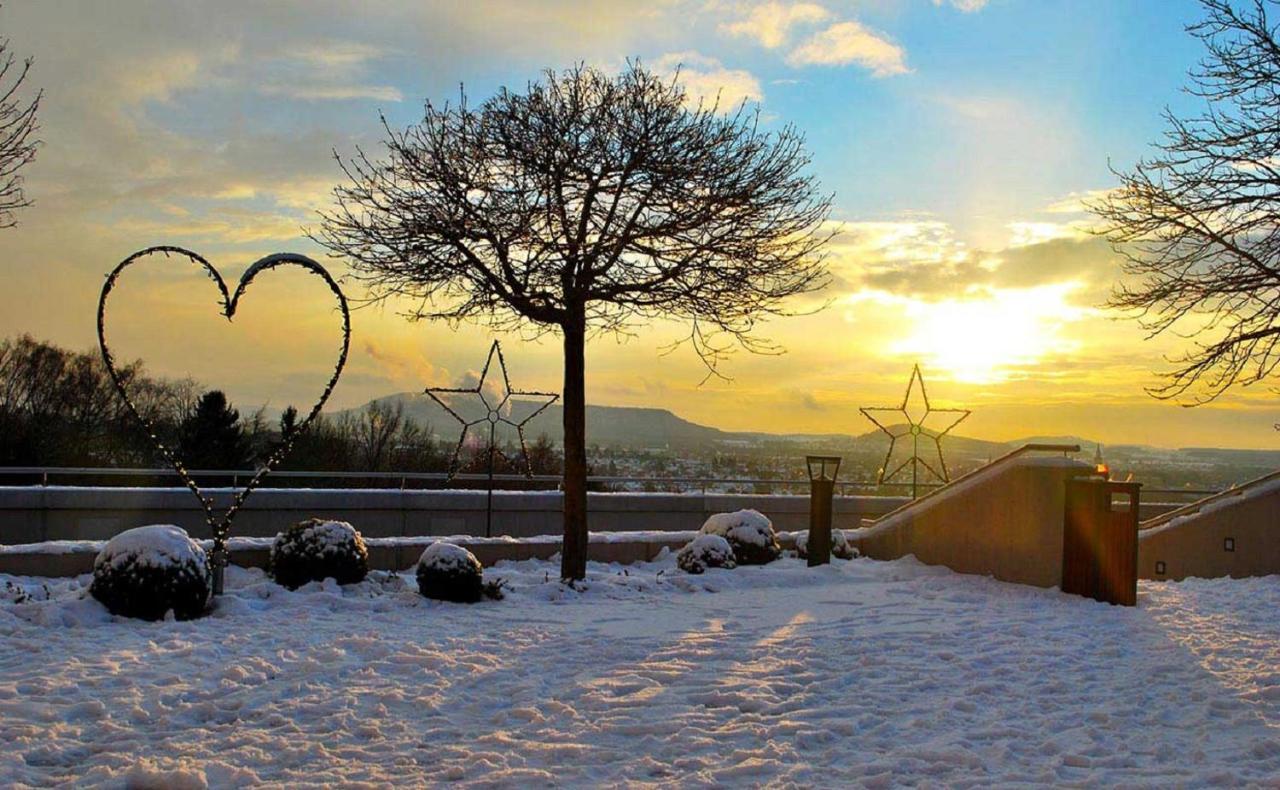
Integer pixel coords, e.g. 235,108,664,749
805,455,842,566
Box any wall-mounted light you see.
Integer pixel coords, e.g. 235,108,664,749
1224,537,1235,552
1155,561,1167,575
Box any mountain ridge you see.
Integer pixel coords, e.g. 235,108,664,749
337,392,1279,459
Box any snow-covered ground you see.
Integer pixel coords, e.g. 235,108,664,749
1,554,1278,787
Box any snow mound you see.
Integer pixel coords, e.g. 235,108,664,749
677,534,737,574
700,509,781,565
90,525,210,621
122,759,208,790
794,528,860,561
269,518,369,590
416,542,485,603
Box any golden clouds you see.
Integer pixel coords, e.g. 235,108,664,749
786,21,909,76
719,1,831,49
651,53,764,109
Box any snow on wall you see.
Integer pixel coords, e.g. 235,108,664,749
1141,475,1280,539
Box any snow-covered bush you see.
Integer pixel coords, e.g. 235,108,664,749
269,518,369,590
676,534,737,574
416,542,486,603
794,528,860,561
700,509,781,565
89,525,211,621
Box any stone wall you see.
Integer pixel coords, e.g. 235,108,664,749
0,486,908,544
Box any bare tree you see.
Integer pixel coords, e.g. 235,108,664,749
345,399,417,471
1091,0,1280,402
316,63,831,579
0,16,39,228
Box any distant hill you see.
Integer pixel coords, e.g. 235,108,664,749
343,393,730,448
341,393,1010,456
1179,446,1280,468
338,393,1276,463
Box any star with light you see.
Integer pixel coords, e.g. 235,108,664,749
425,340,559,480
860,364,971,494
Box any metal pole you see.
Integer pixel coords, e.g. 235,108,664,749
486,421,495,539
911,432,919,500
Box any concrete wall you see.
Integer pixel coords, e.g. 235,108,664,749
852,457,1096,589
0,486,907,544
0,533,721,577
1138,484,1280,581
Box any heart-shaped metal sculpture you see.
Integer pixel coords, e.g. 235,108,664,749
97,246,351,593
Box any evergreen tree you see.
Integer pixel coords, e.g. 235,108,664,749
177,390,250,470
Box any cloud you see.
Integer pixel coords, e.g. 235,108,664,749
1005,221,1088,248
363,340,447,389
933,0,989,11
653,52,764,109
719,1,830,49
824,220,1119,307
252,41,403,102
786,20,909,76
258,83,403,102
1043,188,1116,214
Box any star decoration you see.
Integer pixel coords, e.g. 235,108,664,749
424,340,559,480
860,364,971,493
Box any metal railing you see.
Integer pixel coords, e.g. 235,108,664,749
0,461,1223,500
1138,467,1280,531
0,465,937,496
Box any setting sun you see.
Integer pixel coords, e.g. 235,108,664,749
891,284,1087,384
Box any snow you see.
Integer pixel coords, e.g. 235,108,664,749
281,520,359,552
93,525,207,572
676,534,735,574
701,508,774,546
1,531,702,558
417,541,481,572
793,528,858,559
1,556,1278,786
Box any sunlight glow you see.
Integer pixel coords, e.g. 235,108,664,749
890,283,1087,384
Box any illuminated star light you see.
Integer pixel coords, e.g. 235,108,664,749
860,364,971,489
424,340,559,480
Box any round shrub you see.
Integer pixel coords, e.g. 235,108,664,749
90,525,211,621
269,518,369,590
416,542,485,603
700,509,781,566
677,534,737,574
794,528,860,560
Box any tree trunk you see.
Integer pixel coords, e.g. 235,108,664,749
560,310,589,581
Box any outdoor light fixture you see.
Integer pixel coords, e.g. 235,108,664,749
425,340,558,538
1224,537,1235,552
805,455,841,567
860,364,970,499
1155,561,1167,576
98,246,352,595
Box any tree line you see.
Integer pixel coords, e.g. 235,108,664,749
0,335,561,484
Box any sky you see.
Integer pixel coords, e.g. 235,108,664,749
1,0,1276,449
